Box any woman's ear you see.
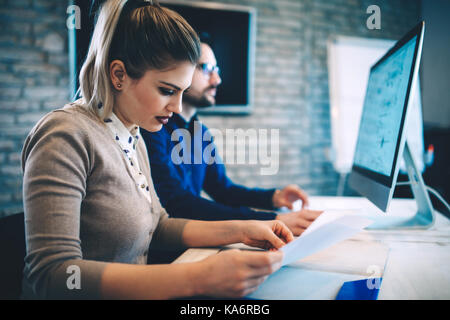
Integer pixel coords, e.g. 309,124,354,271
110,60,127,91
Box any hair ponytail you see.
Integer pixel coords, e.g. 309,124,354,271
79,0,126,120
78,0,200,121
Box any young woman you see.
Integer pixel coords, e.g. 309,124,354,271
21,0,293,299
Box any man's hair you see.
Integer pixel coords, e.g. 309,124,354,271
198,31,214,48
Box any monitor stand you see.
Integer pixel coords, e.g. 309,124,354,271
366,141,435,230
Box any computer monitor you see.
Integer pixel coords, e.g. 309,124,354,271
161,0,256,115
69,1,256,115
348,21,435,229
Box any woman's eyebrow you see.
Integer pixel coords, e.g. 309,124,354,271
159,81,181,91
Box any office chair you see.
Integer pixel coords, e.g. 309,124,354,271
0,212,25,300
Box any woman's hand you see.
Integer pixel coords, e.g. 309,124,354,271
194,249,283,298
190,220,291,298
239,220,294,251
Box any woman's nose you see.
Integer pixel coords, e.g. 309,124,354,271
167,94,183,114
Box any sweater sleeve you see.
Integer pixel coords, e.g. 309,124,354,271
21,111,107,299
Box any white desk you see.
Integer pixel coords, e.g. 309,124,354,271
173,196,450,299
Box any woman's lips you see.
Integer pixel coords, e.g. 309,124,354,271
156,116,170,125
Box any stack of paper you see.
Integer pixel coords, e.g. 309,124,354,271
280,210,373,266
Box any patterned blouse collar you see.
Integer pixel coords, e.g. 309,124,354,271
104,113,140,159
103,112,151,203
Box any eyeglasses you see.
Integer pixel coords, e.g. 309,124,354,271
197,63,220,77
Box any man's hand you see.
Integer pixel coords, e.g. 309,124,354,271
276,209,323,236
272,184,309,210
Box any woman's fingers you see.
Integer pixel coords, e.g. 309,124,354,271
242,220,294,250
239,276,269,297
244,223,286,250
245,251,283,275
246,250,283,267
236,252,282,296
203,249,282,298
212,250,283,298
272,220,294,244
263,227,286,249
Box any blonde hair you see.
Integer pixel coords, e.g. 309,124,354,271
78,0,200,120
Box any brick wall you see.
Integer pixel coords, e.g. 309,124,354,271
0,0,421,217
0,0,70,216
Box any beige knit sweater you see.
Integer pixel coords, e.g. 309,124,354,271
21,102,189,299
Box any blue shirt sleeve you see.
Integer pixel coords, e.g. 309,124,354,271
203,160,277,210
141,127,277,221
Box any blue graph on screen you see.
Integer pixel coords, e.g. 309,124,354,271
353,36,417,177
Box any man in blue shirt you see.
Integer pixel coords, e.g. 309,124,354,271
141,41,322,236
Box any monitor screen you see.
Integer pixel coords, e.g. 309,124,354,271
70,1,256,114
348,21,426,214
163,2,251,108
353,36,418,181
161,1,256,114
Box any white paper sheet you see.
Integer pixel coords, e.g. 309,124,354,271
280,211,373,266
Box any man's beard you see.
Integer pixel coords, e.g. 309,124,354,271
183,86,217,108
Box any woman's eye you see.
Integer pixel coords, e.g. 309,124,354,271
159,87,175,96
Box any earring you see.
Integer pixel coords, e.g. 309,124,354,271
117,83,122,88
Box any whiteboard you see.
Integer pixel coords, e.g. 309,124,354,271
327,36,425,175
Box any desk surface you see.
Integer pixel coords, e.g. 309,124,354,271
173,196,450,300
